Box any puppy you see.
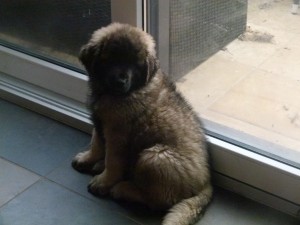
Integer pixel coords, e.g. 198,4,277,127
72,23,212,225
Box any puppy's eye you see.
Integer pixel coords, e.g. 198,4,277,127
100,54,109,62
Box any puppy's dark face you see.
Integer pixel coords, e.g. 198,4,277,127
99,63,135,95
90,59,147,96
79,24,158,96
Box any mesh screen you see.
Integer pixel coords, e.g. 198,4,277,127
170,0,248,79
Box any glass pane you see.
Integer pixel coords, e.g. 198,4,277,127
156,0,300,168
169,1,247,80
0,0,111,69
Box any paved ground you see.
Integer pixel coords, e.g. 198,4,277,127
177,0,300,165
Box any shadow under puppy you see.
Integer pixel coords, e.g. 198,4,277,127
72,23,212,225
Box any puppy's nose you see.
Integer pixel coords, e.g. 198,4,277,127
115,73,128,85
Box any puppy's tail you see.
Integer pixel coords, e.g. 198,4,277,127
162,183,213,225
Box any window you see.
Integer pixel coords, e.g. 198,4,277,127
0,0,143,132
150,0,300,217
1,0,299,218
0,0,111,69
153,1,300,168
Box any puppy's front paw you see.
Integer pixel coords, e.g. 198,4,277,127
72,151,93,173
72,151,105,174
88,173,111,196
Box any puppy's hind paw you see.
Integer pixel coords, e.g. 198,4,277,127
87,174,111,197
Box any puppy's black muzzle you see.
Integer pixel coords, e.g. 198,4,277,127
108,71,132,95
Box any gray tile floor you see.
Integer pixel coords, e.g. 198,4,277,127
0,99,299,225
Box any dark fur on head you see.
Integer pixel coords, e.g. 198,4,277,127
79,23,158,96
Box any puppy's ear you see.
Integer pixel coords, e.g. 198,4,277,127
146,54,159,82
79,44,96,71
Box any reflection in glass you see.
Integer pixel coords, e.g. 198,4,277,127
0,0,111,68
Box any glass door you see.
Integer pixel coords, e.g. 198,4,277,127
0,0,144,132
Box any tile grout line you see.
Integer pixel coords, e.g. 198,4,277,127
0,177,41,211
0,175,143,225
0,155,42,176
42,177,146,224
201,24,298,113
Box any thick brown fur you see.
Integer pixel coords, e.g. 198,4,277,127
72,23,212,225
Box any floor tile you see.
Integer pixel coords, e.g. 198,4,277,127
47,161,164,225
210,70,300,140
241,23,295,47
221,39,279,68
0,100,91,175
47,161,300,225
198,188,300,225
214,21,296,69
259,41,300,80
0,179,139,225
0,158,40,207
220,24,295,68
248,1,300,34
177,53,254,112
206,69,300,160
47,160,122,210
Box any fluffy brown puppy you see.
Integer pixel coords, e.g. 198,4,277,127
72,23,212,225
